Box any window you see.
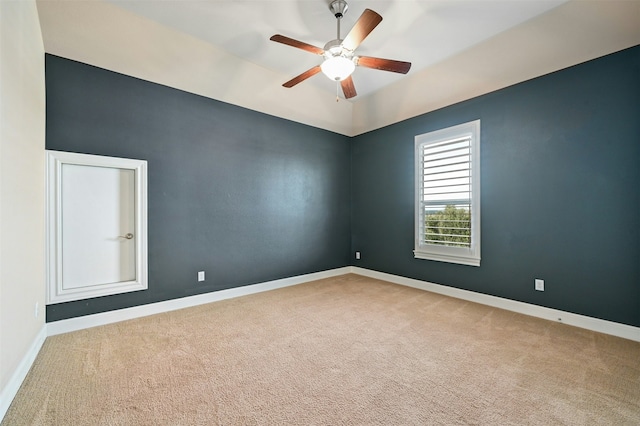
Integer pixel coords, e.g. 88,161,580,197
414,120,480,266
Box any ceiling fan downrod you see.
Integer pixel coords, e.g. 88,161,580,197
329,0,349,41
322,0,355,84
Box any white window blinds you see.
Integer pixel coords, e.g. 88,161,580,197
414,120,480,266
420,136,472,248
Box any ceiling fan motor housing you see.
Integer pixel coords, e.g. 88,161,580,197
323,39,353,58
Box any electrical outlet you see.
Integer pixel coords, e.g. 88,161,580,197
535,279,544,291
198,271,205,282
355,251,361,260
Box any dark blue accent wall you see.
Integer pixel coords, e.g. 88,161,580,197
45,46,639,327
45,55,351,322
351,46,640,327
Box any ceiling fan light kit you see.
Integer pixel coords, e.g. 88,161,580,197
270,0,411,100
320,56,355,81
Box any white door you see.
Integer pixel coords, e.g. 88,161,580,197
47,151,148,304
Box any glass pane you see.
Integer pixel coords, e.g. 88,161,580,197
423,204,471,247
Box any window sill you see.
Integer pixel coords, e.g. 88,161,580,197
413,250,480,267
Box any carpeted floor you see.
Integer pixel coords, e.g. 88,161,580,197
3,274,640,425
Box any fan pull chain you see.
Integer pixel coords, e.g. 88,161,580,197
336,82,340,102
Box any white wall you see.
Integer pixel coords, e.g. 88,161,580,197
0,0,46,417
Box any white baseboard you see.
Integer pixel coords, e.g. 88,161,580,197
350,267,640,342
47,267,351,336
0,325,47,421
47,265,640,342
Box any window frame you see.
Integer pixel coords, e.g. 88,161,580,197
414,120,481,267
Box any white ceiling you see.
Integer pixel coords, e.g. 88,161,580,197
102,0,568,98
36,0,640,136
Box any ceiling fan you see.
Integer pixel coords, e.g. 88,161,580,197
270,0,412,100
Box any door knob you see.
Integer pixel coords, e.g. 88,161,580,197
119,233,134,240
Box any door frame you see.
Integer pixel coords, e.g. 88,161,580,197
46,150,148,304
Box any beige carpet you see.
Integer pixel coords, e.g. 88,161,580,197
3,274,640,425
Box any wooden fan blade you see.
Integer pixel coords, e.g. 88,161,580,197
340,76,357,99
270,34,324,55
283,66,322,88
357,56,412,74
342,9,383,51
